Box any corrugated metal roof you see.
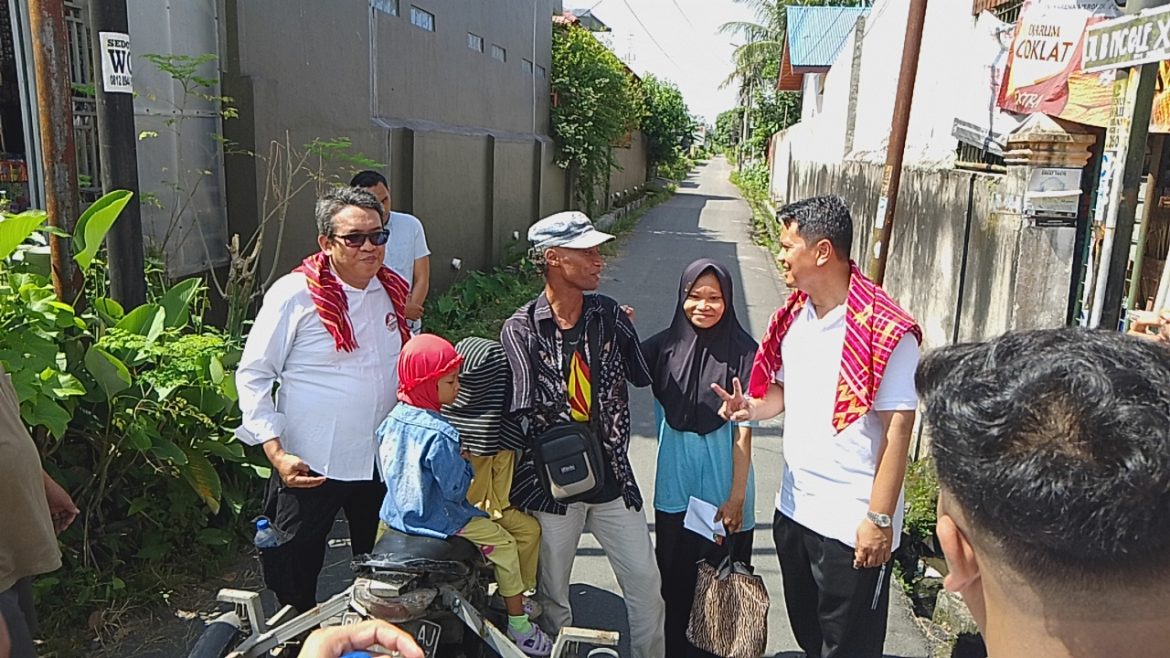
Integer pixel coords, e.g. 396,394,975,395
787,6,870,71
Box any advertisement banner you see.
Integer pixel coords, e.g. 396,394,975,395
997,0,1121,127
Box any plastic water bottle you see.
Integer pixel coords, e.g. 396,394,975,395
253,517,278,549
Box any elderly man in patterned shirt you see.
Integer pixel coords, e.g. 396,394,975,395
500,211,665,658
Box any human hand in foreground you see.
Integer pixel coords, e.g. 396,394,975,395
297,620,424,658
405,300,425,321
854,517,892,569
716,496,745,535
271,449,326,488
43,471,79,534
712,377,751,423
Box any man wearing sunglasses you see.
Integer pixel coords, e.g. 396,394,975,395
235,187,412,613
350,170,431,335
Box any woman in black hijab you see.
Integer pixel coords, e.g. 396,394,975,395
642,258,759,658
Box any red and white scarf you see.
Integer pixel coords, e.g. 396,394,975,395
294,252,411,352
748,262,921,433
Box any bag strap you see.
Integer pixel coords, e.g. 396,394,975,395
715,533,756,580
586,307,603,434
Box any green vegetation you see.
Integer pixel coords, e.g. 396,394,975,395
715,1,865,161
902,456,940,554
0,194,257,649
551,23,645,217
730,162,779,255
640,75,696,179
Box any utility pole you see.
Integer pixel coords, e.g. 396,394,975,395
27,0,80,301
865,0,928,285
1096,0,1170,330
88,0,146,307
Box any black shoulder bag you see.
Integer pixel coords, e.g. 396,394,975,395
528,309,607,504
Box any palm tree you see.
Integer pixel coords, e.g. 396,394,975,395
719,0,865,164
719,0,867,91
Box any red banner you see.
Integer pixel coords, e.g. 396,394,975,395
997,0,1120,127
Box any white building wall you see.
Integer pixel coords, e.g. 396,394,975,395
782,0,982,170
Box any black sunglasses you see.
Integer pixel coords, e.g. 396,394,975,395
333,229,390,248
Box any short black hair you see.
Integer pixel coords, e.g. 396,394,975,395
349,170,388,189
917,328,1170,589
777,195,852,259
315,187,383,237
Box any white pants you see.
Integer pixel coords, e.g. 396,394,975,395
534,498,666,658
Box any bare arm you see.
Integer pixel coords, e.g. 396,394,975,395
405,256,430,321
854,409,915,568
716,424,753,534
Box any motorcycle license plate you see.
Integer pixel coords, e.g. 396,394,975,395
411,619,442,657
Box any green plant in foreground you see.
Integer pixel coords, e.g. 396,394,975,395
0,192,260,643
903,456,939,548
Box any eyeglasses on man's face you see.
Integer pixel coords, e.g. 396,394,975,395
333,228,390,248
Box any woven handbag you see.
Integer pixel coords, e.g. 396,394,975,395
686,554,770,658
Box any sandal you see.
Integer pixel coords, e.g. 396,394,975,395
508,621,553,657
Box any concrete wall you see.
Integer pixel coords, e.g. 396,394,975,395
787,160,1074,349
218,0,639,292
609,131,649,201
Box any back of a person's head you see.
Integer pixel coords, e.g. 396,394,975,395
917,328,1170,597
350,170,387,189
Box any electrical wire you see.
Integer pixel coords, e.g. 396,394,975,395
668,0,695,28
618,0,679,68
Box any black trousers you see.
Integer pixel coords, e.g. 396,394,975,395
772,511,891,658
260,475,385,613
655,510,755,658
0,578,37,658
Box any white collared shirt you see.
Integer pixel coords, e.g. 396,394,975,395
774,302,919,549
235,271,402,481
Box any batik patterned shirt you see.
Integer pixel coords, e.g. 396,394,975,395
500,292,652,515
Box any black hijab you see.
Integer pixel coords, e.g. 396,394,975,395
641,259,758,436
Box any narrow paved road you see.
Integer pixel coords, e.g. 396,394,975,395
134,157,931,658
571,156,932,657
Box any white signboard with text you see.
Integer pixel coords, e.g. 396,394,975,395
99,31,132,93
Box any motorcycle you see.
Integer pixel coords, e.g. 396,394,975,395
188,526,620,658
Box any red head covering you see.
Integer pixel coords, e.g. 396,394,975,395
397,334,463,411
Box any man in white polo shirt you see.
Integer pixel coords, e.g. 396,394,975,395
236,187,412,613
716,196,920,658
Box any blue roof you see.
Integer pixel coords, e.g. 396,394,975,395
787,6,870,70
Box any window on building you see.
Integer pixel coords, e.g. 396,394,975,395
371,0,399,16
410,6,435,31
536,64,547,80
522,58,534,74
972,0,1024,22
955,141,1006,174
491,44,506,62
467,32,484,52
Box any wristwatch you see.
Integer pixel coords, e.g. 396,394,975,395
866,510,892,528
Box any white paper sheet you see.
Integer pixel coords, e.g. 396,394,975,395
683,496,727,544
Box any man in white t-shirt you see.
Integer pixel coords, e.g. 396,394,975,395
351,171,431,333
715,196,920,658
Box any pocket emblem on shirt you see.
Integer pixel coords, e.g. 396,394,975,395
385,312,397,332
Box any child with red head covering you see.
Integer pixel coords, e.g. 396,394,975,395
376,334,552,656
